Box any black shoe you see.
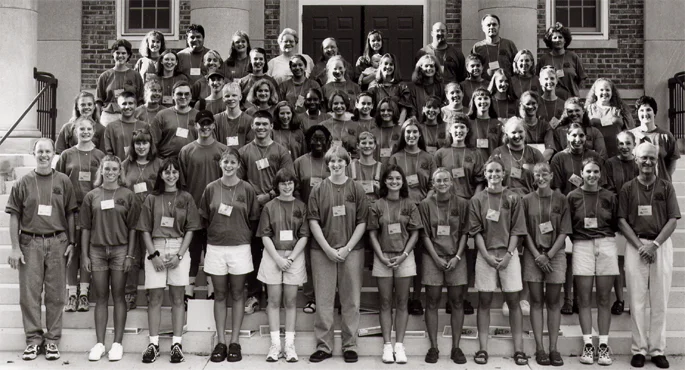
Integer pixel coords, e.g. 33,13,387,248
631,354,645,368
343,350,358,363
611,300,624,315
170,343,185,363
142,343,159,363
425,347,439,363
227,343,242,362
446,301,452,314
408,299,424,315
309,350,332,362
210,343,227,362
651,355,670,369
451,347,467,364
463,299,475,315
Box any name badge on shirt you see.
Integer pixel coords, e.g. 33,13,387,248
556,69,565,78
190,68,201,76
226,136,240,147
360,180,375,194
584,217,598,229
280,230,294,241
332,205,346,217
488,61,500,71
539,221,554,234
161,216,174,228
600,115,614,127
437,225,450,236
427,146,437,154
569,174,583,188
134,182,148,194
477,139,489,148
549,116,561,129
162,96,173,105
38,205,52,216
380,148,392,158
218,203,233,216
78,171,91,182
113,89,124,98
176,127,189,138
486,209,500,222
638,205,653,216
528,143,546,153
510,167,522,179
332,140,343,147
452,167,465,178
256,158,270,170
101,199,115,210
406,174,419,187
295,95,305,108
310,177,322,187
388,223,401,235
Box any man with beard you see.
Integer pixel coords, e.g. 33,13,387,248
417,22,466,83
178,24,210,85
151,81,199,159
103,91,150,160
618,142,679,369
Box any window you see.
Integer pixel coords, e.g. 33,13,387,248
116,0,179,41
546,0,609,40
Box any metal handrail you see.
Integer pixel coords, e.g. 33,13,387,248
0,83,51,147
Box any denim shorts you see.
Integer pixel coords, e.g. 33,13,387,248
522,248,566,284
372,251,417,278
89,245,127,272
422,253,468,286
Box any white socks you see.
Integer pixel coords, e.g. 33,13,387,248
583,334,592,345
149,336,159,346
67,285,77,297
271,331,281,346
285,331,295,346
79,283,90,295
185,277,196,297
172,336,182,345
599,335,608,346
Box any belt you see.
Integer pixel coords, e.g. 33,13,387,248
636,234,657,240
21,231,64,238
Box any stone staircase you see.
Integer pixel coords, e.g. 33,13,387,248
0,153,684,357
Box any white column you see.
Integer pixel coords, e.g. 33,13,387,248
190,0,255,60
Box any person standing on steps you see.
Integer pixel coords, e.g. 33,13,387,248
417,22,466,84
6,138,78,361
177,24,209,86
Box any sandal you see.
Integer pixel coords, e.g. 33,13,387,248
560,300,573,315
474,350,488,365
514,351,529,366
210,343,227,362
611,300,624,315
227,343,242,362
535,350,550,366
303,301,316,314
549,350,564,366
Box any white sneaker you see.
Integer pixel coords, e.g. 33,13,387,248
108,342,124,361
88,343,106,361
597,344,612,366
502,301,510,317
520,300,531,316
580,343,595,364
266,343,281,362
382,343,394,363
394,343,407,364
284,342,298,362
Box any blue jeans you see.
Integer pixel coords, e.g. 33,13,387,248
19,232,69,345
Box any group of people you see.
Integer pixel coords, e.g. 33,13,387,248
5,13,679,369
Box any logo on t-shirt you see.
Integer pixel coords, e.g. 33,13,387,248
451,209,459,217
488,127,498,135
238,127,245,134
563,62,571,68
90,159,99,167
601,199,612,210
115,198,126,206
52,187,62,195
654,192,665,202
420,161,430,170
553,206,561,214
346,194,355,203
175,200,186,208
499,50,507,56
501,199,510,210
236,195,246,203
269,154,279,164
293,209,303,218
464,156,473,163
401,208,411,216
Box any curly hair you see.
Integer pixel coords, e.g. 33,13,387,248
543,22,573,49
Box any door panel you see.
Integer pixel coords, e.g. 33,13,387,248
302,6,362,67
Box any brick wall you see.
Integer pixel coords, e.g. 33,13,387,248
536,0,644,92
445,0,462,48
80,0,191,90
264,0,281,60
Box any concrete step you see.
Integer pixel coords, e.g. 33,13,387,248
0,154,37,173
672,169,685,182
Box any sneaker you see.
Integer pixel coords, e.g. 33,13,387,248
125,294,137,311
170,343,185,363
425,347,439,363
89,343,106,361
142,343,159,363
77,294,90,312
108,342,124,361
520,300,531,316
64,295,77,312
597,344,612,366
382,344,394,363
579,343,594,364
502,301,510,317
44,343,60,360
611,300,624,315
266,343,281,362
284,342,298,362
22,344,41,361
244,296,259,314
394,343,407,364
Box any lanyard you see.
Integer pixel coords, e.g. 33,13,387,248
135,161,149,184
537,192,554,245
435,196,451,226
384,198,397,224
161,191,178,218
636,181,656,207
403,150,421,176
175,108,189,129
35,171,55,205
581,188,600,220
278,198,296,232
451,147,466,169
220,182,238,208
487,189,504,212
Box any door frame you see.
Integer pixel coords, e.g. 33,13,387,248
297,0,429,53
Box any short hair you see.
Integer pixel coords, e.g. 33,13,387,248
94,155,127,187
481,14,501,25
617,130,636,145
152,157,185,195
446,113,473,143
252,110,274,123
357,131,377,145
465,53,484,67
327,89,351,111
543,22,573,49
324,145,351,165
118,90,137,102
139,31,166,58
155,50,182,77
581,157,602,172
352,91,375,121
128,128,157,162
378,164,409,199
289,54,308,69
512,49,536,75
144,79,161,92
246,78,278,106
222,81,241,96
533,162,551,173
635,95,658,115
186,24,205,39
278,28,299,44
635,142,658,158
33,137,55,152
305,125,332,145
412,54,443,85
374,97,400,127
203,49,223,69
111,39,133,61
467,88,498,119
483,156,506,172
220,147,241,164
172,80,191,93
502,117,525,145
375,53,402,83
272,168,299,196
248,48,269,73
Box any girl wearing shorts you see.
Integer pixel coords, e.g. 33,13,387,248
257,169,310,362
368,165,423,364
567,158,618,365
136,157,200,364
522,162,572,366
491,117,544,197
419,168,471,364
81,155,139,361
200,148,260,363
56,91,105,153
468,157,528,366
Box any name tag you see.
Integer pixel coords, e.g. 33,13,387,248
549,116,560,129
295,95,305,108
437,225,450,236
162,96,173,105
256,158,270,170
388,223,401,235
332,205,346,217
124,146,130,155
360,180,374,194
569,174,583,187
600,115,614,127
452,167,465,178
226,136,239,146
133,182,148,193
539,221,554,234
427,146,437,154
406,174,419,187
78,171,91,182
190,68,201,76
280,230,294,241
101,199,115,210
38,205,52,216
113,89,124,98
380,148,392,158
332,140,343,147
488,61,500,71
477,138,489,148
218,203,233,216
584,217,598,229
486,209,500,222
161,216,174,227
310,177,322,187
528,143,546,153
176,127,189,138
498,117,508,124
638,205,653,216
510,167,522,179
556,69,565,78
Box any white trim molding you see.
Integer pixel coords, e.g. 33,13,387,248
545,0,609,41
115,0,180,42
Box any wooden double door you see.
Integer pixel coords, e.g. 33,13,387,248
302,5,424,81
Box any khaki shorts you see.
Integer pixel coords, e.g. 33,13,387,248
372,251,417,278
203,244,253,276
144,238,190,289
522,248,566,284
257,249,307,285
475,248,523,293
572,237,618,276
422,253,468,286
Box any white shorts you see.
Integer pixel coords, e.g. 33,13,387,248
203,244,253,276
475,248,523,293
615,232,627,256
372,250,417,278
572,237,618,276
144,238,190,289
257,249,307,285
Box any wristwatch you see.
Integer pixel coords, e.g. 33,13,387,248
653,240,661,248
176,253,183,260
508,250,515,257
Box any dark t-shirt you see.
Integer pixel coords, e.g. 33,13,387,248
151,107,199,158
135,190,202,238
367,197,423,253
80,186,139,246
419,194,470,256
256,198,310,250
55,147,106,204
179,140,228,205
567,187,617,241
468,188,527,249
522,190,572,249
198,179,261,246
618,178,681,238
433,147,485,199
